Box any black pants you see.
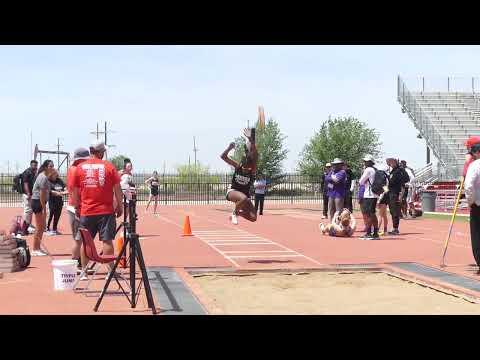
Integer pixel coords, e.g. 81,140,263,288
345,190,353,212
470,204,480,266
388,192,401,230
323,193,329,217
254,194,265,215
47,199,63,231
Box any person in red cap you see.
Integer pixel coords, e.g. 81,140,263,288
463,136,480,177
465,140,480,267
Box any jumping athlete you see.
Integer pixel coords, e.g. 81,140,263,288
221,128,258,225
145,171,160,214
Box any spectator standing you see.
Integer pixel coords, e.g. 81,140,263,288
344,163,355,212
358,155,380,240
145,171,160,214
20,160,39,235
377,166,390,236
465,142,480,267
72,141,123,276
46,172,68,235
320,163,332,219
253,174,267,215
325,158,346,222
66,148,90,268
31,165,56,256
385,157,410,235
400,160,416,218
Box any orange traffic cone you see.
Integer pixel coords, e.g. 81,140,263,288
116,236,127,268
182,216,193,236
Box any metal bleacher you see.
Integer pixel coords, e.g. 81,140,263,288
398,76,480,180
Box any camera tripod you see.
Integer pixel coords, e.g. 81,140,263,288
93,193,157,314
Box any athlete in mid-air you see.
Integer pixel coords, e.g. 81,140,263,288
220,128,258,225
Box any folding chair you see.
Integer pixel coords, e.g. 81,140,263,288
73,228,129,294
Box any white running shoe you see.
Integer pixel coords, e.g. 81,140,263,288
31,250,48,257
230,213,238,225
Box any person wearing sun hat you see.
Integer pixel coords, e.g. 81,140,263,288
325,158,346,222
320,163,332,219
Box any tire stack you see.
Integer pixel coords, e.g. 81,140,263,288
0,234,20,273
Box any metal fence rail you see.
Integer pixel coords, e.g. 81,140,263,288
1,172,360,208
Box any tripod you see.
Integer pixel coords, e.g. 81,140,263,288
94,192,157,314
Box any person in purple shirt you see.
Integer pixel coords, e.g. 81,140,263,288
325,158,346,221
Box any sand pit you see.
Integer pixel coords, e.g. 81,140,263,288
192,271,480,315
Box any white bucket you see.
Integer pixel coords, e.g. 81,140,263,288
52,260,78,291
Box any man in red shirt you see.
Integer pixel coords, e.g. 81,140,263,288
66,148,90,268
72,141,123,272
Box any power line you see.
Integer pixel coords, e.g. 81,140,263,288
89,121,117,159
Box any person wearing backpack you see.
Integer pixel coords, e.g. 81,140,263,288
386,157,410,235
19,160,38,236
358,155,382,240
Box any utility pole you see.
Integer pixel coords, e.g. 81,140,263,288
193,136,199,168
90,121,116,160
56,138,63,169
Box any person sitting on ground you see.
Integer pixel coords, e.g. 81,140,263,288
221,128,258,225
319,208,357,237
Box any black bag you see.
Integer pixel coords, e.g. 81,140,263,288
12,173,24,194
15,238,31,269
370,168,388,196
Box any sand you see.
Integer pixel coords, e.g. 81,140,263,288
192,271,480,315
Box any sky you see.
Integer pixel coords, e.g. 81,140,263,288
1,45,480,174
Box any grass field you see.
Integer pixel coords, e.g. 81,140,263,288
423,212,470,223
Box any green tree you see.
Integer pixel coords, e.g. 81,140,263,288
298,116,382,178
110,155,129,171
232,117,288,183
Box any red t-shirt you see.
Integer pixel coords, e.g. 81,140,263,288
73,158,120,216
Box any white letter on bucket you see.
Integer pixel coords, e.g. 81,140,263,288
52,260,78,291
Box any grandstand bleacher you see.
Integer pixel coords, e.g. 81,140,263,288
397,76,480,212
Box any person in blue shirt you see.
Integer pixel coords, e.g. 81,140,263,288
325,158,346,222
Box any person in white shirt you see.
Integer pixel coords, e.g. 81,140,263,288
464,142,480,267
358,155,380,240
253,174,267,215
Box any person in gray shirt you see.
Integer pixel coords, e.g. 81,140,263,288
31,162,56,256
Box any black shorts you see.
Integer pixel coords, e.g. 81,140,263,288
361,198,378,216
31,199,43,214
79,214,116,242
378,194,389,205
151,187,159,196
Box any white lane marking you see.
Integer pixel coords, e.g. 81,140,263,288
223,250,295,254
211,242,274,246
229,255,304,259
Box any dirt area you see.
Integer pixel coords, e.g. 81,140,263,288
192,271,480,315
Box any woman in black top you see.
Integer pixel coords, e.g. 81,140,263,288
220,128,257,225
47,171,68,235
145,171,160,214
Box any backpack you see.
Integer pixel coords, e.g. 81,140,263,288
370,167,388,196
15,237,31,269
12,173,24,194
